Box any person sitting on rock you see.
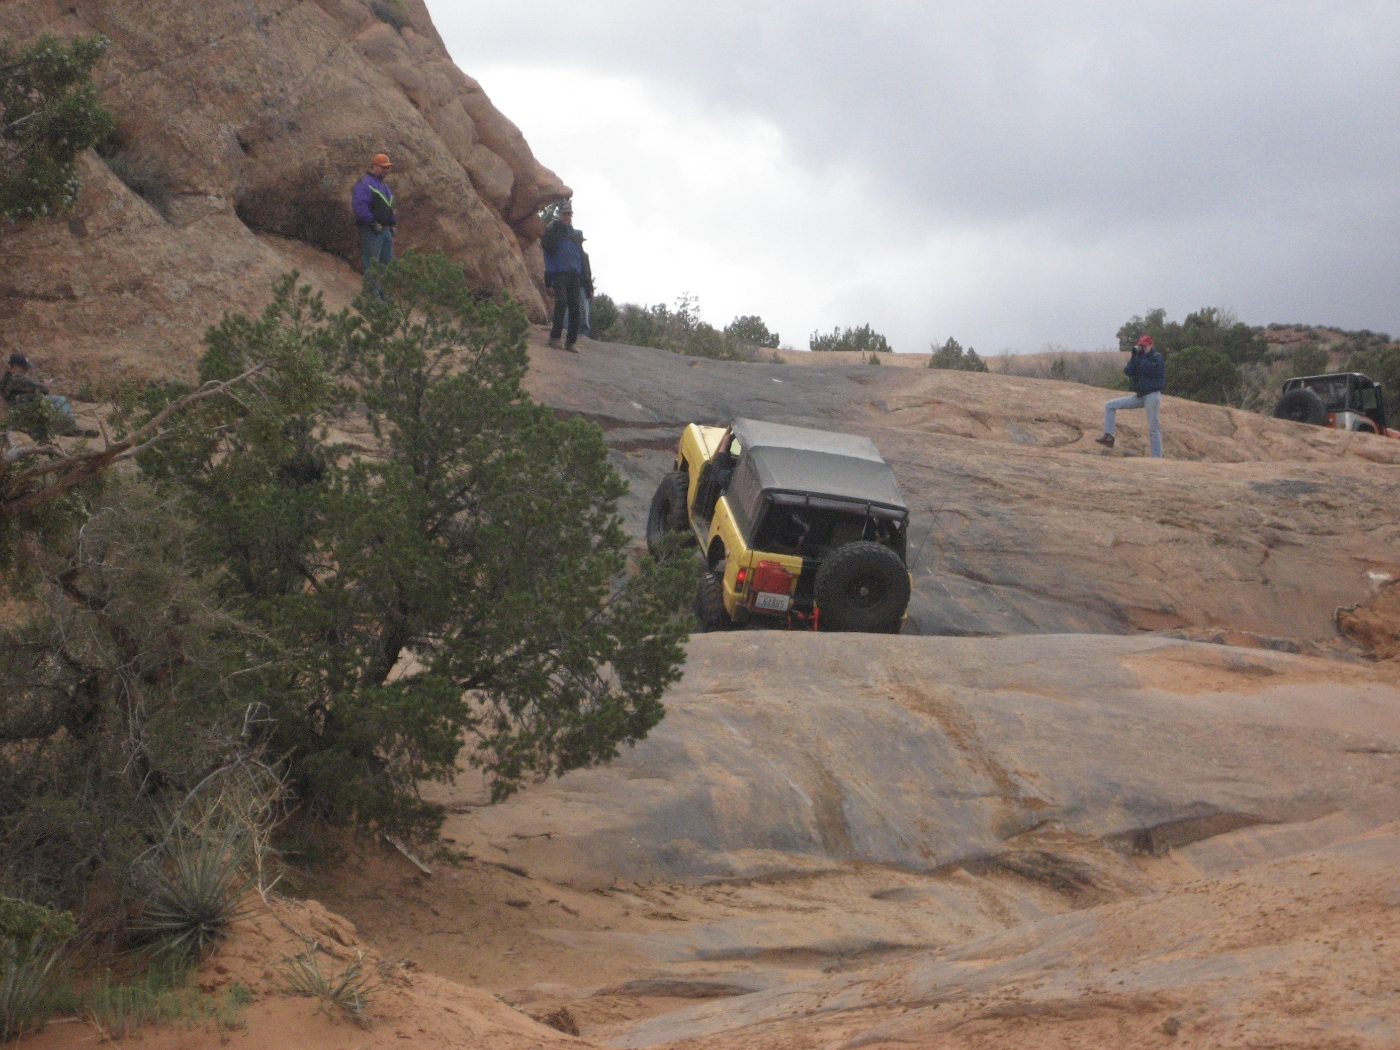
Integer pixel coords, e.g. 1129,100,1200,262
2,352,81,437
352,153,397,288
1096,335,1166,457
1,353,47,409
540,200,586,352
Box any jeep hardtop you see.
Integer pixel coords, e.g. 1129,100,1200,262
647,418,912,633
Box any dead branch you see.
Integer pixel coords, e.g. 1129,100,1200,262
1,364,266,516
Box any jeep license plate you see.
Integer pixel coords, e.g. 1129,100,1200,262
754,592,791,612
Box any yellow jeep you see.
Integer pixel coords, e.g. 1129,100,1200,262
646,418,911,633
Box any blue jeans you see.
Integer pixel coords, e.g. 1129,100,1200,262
564,292,591,337
359,226,394,290
1104,391,1162,458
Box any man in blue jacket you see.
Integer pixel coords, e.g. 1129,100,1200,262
1096,335,1165,457
352,153,397,282
540,200,585,352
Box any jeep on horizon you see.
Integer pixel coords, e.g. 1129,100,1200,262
647,418,912,633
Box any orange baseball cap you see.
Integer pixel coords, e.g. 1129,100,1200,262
372,153,393,168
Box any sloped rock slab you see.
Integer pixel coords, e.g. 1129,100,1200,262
441,633,1400,887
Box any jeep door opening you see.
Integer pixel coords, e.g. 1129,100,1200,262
648,418,912,634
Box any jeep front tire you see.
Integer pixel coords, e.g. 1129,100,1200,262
814,541,910,633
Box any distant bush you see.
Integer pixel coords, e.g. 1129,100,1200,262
1348,344,1400,419
598,293,755,361
724,315,780,349
928,337,988,372
589,292,619,340
1117,307,1267,365
1164,345,1241,405
1286,342,1330,378
810,324,891,354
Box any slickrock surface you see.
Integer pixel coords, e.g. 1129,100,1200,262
1,0,565,381
525,331,1400,643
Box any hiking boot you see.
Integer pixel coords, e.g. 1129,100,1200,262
564,341,579,353
547,336,563,350
1094,433,1115,448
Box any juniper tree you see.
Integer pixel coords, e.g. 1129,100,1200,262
0,33,113,222
140,254,693,832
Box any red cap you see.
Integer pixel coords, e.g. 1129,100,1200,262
1137,335,1154,347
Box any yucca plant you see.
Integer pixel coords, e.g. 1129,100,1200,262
136,820,253,960
279,949,376,1027
1,896,76,1042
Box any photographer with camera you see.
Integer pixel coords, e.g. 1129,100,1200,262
1096,334,1165,457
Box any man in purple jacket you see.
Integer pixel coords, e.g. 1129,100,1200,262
352,153,397,286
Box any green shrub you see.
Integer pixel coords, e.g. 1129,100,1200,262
0,34,115,222
1117,307,1267,365
1286,342,1330,378
810,324,891,354
1164,345,1241,405
136,254,694,826
723,315,780,349
602,293,752,361
928,337,988,372
0,481,271,914
1348,343,1400,419
589,292,619,340
0,897,76,1042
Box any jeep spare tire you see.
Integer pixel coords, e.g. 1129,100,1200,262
814,541,910,634
646,471,692,555
1274,387,1328,426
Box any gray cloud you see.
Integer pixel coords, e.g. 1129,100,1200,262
429,1,1400,344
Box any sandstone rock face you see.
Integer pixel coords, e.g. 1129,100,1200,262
521,333,1400,644
0,0,565,379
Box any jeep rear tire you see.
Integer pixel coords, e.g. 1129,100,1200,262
647,471,692,556
1274,387,1328,426
694,569,729,632
815,541,910,634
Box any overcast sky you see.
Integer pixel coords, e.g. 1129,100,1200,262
426,1,1399,354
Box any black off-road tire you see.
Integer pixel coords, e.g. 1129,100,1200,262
694,569,730,632
646,471,692,556
1273,387,1328,426
814,542,910,634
